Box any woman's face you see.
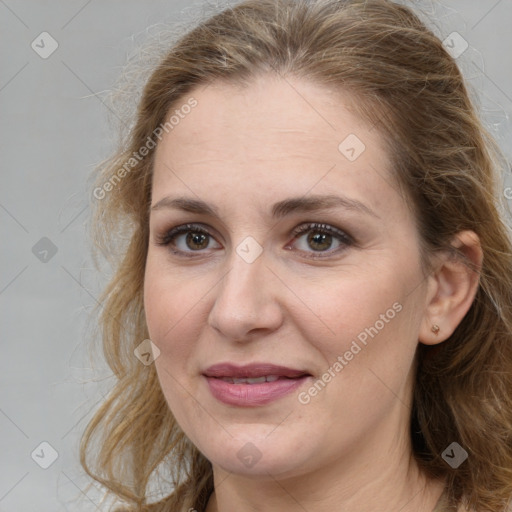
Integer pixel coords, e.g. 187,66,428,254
144,75,431,480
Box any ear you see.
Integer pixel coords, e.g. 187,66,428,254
419,230,483,345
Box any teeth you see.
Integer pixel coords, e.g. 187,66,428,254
220,375,281,384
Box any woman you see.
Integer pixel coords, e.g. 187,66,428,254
81,1,512,511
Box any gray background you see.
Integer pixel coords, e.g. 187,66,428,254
1,1,511,511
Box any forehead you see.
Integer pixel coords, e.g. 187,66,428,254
160,75,372,155
151,75,401,221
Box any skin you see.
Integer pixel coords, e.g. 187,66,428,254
143,74,482,512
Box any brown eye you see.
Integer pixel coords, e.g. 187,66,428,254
287,222,353,258
156,223,221,257
306,231,334,251
156,221,353,260
185,231,210,250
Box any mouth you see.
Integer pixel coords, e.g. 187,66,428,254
202,362,311,379
213,375,303,384
202,362,312,406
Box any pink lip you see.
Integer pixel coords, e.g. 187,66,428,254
202,362,311,407
203,362,308,378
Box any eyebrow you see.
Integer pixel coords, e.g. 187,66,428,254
151,194,379,219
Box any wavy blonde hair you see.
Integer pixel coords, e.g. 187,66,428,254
81,1,512,511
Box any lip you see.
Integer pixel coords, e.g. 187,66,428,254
202,362,312,407
203,362,309,379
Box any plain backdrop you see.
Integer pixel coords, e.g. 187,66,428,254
1,1,511,511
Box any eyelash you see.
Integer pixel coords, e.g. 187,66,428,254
155,222,354,260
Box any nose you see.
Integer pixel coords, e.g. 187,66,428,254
207,247,284,341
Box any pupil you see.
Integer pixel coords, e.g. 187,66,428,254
308,232,331,251
187,232,208,250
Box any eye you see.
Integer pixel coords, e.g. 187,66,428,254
285,222,353,259
155,223,221,258
155,222,353,259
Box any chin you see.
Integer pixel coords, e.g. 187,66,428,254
197,429,315,479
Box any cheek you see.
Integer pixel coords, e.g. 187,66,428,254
143,259,205,429
306,281,419,444
143,256,201,361
301,259,422,394
302,266,405,346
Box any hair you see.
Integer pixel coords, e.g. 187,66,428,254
81,1,512,511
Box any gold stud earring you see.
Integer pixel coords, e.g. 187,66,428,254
431,324,440,335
